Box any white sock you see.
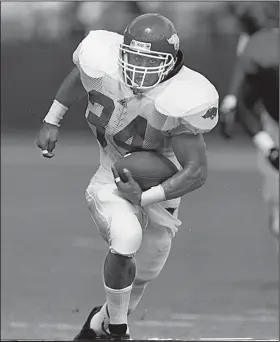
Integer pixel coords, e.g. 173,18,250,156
90,303,109,335
105,284,132,325
128,282,147,314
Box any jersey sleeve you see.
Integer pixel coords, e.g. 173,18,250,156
154,67,219,135
72,30,123,78
170,99,219,135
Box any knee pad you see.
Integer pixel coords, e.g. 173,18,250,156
109,211,143,257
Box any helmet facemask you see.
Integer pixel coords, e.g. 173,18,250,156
118,42,176,90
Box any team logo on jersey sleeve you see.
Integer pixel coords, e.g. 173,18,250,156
202,107,217,120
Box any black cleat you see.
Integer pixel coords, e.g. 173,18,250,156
74,305,105,340
74,306,131,340
107,323,130,340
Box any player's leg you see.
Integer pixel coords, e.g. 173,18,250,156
79,182,145,338
265,177,279,244
129,203,181,314
102,210,142,336
260,111,279,241
258,148,279,249
129,222,172,313
89,209,176,331
268,201,279,238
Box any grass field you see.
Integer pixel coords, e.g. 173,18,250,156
1,131,278,340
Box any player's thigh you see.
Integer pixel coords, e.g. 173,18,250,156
85,182,146,254
269,203,279,236
135,221,173,283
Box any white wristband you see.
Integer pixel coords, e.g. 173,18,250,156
140,185,166,207
253,131,275,156
43,100,68,127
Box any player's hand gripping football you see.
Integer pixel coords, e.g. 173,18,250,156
36,122,59,158
112,165,143,206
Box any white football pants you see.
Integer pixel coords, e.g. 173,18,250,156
85,166,182,283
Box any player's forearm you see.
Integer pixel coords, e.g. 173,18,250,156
238,100,262,137
237,77,262,137
237,78,276,155
226,33,250,98
44,67,86,126
161,162,207,200
227,62,244,98
238,95,276,155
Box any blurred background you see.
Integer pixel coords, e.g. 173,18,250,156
2,0,278,131
1,1,279,340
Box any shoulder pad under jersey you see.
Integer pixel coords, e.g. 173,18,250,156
154,66,219,132
72,30,123,78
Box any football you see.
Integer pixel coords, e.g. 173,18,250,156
114,151,178,191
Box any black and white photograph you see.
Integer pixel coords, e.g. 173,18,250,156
1,1,279,340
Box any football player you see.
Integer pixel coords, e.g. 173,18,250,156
36,13,219,339
220,2,279,138
236,28,279,243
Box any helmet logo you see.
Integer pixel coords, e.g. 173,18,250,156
167,33,179,51
130,40,151,52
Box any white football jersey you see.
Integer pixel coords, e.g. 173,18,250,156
73,30,219,171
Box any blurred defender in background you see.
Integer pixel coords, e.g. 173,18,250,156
237,28,279,244
220,1,279,137
220,1,279,247
36,12,218,340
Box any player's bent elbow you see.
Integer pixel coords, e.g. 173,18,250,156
174,166,207,199
178,164,208,198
